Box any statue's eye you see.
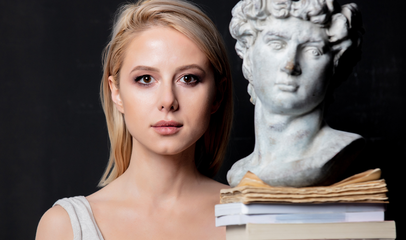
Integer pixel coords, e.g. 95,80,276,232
268,40,285,50
311,50,321,56
306,47,322,57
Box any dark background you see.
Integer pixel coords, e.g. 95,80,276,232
0,0,404,239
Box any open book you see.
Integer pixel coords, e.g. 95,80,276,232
220,169,388,204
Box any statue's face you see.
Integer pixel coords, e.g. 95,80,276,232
250,15,333,115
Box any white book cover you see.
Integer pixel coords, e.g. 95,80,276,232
226,221,396,240
215,202,386,217
216,211,384,226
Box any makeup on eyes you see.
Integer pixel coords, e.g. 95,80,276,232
178,74,202,85
132,70,204,87
135,75,155,84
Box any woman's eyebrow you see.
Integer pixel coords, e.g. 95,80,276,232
130,65,159,74
176,64,206,73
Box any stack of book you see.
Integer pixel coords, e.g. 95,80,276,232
225,221,396,240
217,169,396,240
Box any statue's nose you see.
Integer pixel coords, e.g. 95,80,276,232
280,46,302,76
281,59,302,76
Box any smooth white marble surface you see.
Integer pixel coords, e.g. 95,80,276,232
228,0,364,187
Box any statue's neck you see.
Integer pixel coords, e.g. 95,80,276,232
252,100,324,165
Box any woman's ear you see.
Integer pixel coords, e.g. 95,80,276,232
211,77,226,114
108,76,124,113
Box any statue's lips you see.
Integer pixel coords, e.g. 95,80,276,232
275,82,298,92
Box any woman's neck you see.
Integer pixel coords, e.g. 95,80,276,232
114,140,203,205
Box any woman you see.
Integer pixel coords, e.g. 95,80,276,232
35,0,233,239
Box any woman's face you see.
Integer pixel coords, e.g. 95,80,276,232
110,26,217,156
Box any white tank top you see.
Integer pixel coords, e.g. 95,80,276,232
54,196,104,240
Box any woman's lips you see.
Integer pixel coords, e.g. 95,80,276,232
152,120,183,135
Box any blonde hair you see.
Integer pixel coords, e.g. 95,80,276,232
99,0,233,186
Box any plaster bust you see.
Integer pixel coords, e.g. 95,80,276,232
227,0,365,187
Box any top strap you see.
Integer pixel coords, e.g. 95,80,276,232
54,196,104,240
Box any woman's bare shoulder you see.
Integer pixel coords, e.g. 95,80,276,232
198,176,230,204
205,177,230,191
35,205,73,240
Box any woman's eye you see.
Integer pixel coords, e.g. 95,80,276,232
180,74,199,85
135,75,155,85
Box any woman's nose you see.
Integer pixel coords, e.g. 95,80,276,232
280,47,302,76
158,82,179,112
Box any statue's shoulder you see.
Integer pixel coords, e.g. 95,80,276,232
317,125,363,150
310,125,364,168
227,154,254,187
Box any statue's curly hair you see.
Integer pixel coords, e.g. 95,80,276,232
230,0,364,105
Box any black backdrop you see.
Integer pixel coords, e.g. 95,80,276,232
0,0,404,239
